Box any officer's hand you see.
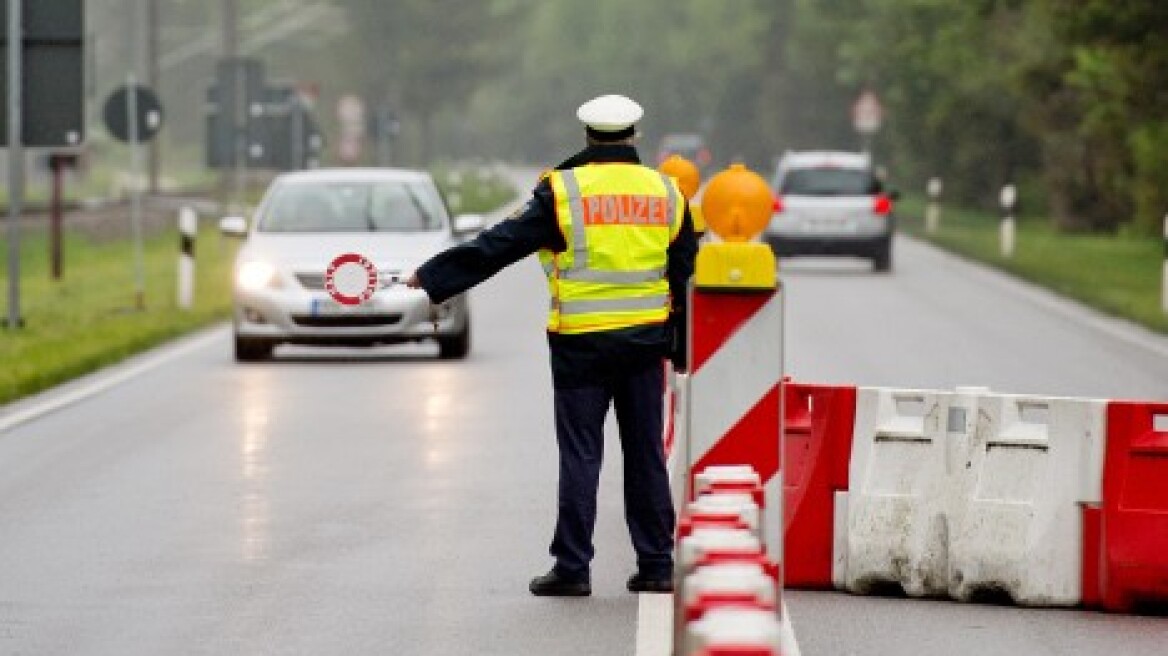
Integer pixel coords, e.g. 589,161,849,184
405,273,422,289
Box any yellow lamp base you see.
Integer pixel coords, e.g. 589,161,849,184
694,242,777,291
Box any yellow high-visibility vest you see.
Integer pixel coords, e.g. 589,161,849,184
540,164,685,334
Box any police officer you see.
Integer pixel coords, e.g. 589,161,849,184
407,94,698,597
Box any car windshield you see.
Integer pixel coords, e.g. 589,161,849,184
258,179,447,232
780,168,879,196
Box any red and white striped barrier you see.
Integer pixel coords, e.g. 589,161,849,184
687,285,784,562
673,275,789,653
670,163,797,655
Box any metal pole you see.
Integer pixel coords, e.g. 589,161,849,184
146,0,160,194
127,74,144,310
291,97,304,170
50,159,63,280
128,0,145,309
220,0,237,205
6,0,23,328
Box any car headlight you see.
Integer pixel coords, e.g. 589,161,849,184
237,260,278,291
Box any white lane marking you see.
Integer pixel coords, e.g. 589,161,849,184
781,601,803,656
904,234,1168,361
0,326,227,434
635,592,672,656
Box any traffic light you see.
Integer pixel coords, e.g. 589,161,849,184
205,57,264,169
205,58,323,171
246,86,323,171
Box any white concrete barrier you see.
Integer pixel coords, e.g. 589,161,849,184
837,385,1108,606
839,387,953,596
948,394,1105,606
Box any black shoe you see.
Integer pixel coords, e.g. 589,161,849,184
530,569,591,597
627,571,673,593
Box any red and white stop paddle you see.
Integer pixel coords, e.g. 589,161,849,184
325,253,378,305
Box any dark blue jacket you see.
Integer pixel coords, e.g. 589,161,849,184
415,144,698,388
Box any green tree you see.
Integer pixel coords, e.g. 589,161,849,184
1048,0,1168,233
339,0,506,164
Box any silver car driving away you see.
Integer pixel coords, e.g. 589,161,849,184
220,168,483,361
763,150,897,272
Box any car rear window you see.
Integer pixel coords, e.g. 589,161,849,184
259,179,447,232
779,168,879,196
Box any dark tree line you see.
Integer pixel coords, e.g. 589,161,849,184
202,0,1166,234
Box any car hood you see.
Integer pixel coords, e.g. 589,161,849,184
238,230,454,272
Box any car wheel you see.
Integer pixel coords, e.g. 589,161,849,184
872,241,893,273
235,335,274,362
437,320,471,360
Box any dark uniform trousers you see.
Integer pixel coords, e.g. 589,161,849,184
550,361,675,581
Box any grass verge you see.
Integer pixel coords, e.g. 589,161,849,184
0,222,238,406
898,196,1168,335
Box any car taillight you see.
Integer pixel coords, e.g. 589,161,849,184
697,147,712,167
773,196,784,213
873,195,893,215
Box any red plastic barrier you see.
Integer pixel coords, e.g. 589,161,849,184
1086,401,1168,612
781,380,857,588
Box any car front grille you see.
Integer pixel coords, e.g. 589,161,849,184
290,313,403,328
295,271,403,290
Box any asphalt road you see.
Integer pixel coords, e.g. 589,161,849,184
1,177,1166,655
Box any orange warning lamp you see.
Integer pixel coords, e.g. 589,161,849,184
701,163,772,243
659,155,700,200
694,163,777,290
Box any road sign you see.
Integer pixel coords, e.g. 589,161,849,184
852,90,883,135
0,0,85,147
103,84,164,143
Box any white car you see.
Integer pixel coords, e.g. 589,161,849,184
220,168,483,361
764,151,897,272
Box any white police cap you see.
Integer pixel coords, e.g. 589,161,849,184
577,94,643,133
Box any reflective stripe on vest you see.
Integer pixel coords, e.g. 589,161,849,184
553,294,671,315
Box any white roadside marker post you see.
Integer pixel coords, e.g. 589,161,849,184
999,183,1017,259
178,206,197,309
925,177,942,234
1161,214,1168,315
